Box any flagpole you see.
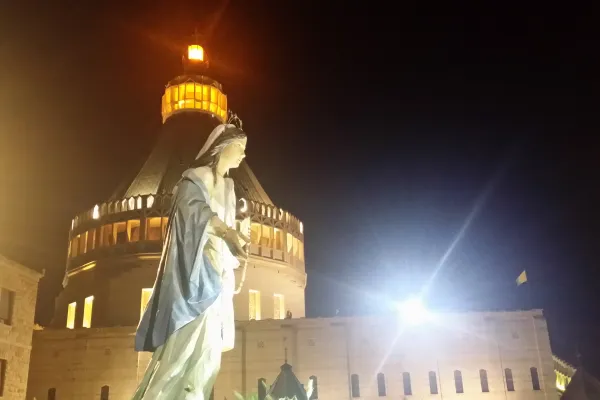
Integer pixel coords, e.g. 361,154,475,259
526,281,532,310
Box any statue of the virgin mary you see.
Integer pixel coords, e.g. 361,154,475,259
132,123,249,399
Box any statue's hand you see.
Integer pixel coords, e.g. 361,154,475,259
223,229,248,259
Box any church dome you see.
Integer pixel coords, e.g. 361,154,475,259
53,39,306,330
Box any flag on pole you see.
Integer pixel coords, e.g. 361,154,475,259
516,270,528,286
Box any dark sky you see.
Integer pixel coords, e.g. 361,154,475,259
2,1,599,375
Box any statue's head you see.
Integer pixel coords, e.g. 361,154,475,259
192,124,247,172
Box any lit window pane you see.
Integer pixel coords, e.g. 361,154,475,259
66,302,76,329
82,296,93,328
87,229,96,251
146,218,161,241
249,290,261,320
273,294,284,319
127,220,141,242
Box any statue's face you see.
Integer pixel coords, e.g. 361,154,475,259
220,137,247,170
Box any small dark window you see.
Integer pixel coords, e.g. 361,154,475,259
531,367,541,390
101,385,109,400
351,374,360,398
454,370,464,393
48,388,57,400
377,373,386,396
0,359,6,397
429,371,438,394
480,369,489,392
209,387,215,400
505,368,515,391
0,288,15,325
309,375,318,400
402,372,412,396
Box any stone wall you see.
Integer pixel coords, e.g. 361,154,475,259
53,255,306,329
0,255,42,400
28,310,558,400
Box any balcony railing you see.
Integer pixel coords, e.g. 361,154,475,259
67,195,304,273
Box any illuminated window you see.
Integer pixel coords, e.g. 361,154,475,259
505,368,514,391
480,369,489,392
454,370,464,393
250,223,262,244
273,294,285,319
66,302,76,329
141,288,153,317
161,82,227,123
147,195,154,208
429,371,438,394
293,237,298,258
71,236,79,257
260,225,272,247
249,290,261,320
274,228,283,250
127,219,141,242
531,367,540,390
146,218,162,241
286,233,293,253
82,296,93,328
403,372,412,395
92,204,100,219
188,45,204,61
377,373,386,396
86,229,96,251
299,241,305,261
351,374,360,398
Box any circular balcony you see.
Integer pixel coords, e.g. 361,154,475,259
66,194,305,278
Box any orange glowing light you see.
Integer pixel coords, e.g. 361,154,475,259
188,45,205,61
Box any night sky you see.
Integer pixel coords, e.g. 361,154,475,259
2,1,599,375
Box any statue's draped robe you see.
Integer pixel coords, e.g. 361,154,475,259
133,168,238,399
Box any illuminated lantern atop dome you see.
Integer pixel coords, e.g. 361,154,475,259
188,44,204,61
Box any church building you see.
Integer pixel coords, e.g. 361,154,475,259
25,38,587,400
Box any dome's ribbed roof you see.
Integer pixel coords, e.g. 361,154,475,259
110,113,273,205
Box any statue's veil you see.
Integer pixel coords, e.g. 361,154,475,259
195,124,236,161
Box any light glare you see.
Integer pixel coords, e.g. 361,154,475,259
397,297,431,325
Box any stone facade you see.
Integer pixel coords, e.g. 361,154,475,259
28,310,558,400
0,255,43,400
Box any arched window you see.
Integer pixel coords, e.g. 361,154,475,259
454,370,464,393
505,368,515,391
48,388,56,400
402,372,412,396
210,387,215,400
480,369,489,392
429,371,438,394
309,375,319,400
351,374,360,398
100,385,109,400
530,367,541,390
377,373,386,396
